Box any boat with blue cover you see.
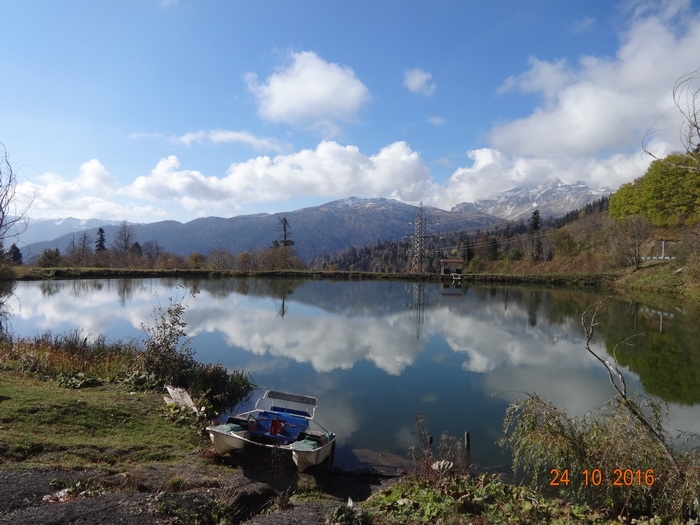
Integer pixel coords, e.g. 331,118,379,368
206,390,336,472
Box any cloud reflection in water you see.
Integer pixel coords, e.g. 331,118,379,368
7,278,700,467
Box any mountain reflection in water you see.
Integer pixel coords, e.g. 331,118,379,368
7,278,700,470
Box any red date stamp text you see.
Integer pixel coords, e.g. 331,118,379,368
549,468,655,487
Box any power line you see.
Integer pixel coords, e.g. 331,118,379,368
406,206,525,270
410,202,428,274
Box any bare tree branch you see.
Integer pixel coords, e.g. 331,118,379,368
673,69,700,160
581,299,681,472
643,69,700,171
0,143,32,256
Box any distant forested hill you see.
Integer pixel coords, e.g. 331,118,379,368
21,197,499,262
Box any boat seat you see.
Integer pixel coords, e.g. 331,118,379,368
296,430,329,446
226,416,250,427
261,411,307,429
247,429,292,442
290,439,319,451
270,405,310,417
209,422,245,433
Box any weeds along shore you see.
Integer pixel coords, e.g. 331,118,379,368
2,292,700,523
0,292,257,419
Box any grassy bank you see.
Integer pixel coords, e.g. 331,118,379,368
0,369,621,524
2,327,699,523
613,260,700,301
12,262,700,308
8,264,620,288
2,266,700,522
0,371,200,468
0,370,345,524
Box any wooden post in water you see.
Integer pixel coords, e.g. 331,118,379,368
465,431,471,465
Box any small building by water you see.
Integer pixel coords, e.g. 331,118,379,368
440,258,464,276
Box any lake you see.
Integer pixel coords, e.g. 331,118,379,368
6,277,700,472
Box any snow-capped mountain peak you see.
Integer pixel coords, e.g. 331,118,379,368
9,217,130,245
451,179,610,220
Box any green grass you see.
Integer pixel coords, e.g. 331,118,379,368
614,261,683,292
6,264,621,288
363,473,615,524
0,371,202,468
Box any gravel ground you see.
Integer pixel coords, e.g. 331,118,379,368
0,452,401,525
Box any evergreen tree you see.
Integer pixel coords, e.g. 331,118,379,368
465,238,475,263
272,216,295,248
7,243,22,265
95,227,106,252
269,216,298,269
130,241,143,258
529,209,543,261
528,209,541,233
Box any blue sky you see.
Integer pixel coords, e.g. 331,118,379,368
1,0,699,223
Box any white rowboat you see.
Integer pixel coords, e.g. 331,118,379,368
206,390,336,472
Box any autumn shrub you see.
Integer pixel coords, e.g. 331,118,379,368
139,294,195,387
500,302,700,522
139,289,255,413
409,413,470,483
501,393,700,520
185,363,255,414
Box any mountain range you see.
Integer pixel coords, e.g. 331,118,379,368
11,218,128,246
16,178,609,262
450,178,610,220
18,198,498,262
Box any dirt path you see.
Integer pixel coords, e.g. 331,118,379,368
0,452,401,525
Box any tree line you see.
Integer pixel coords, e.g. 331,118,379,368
311,198,621,273
609,152,700,227
28,217,307,271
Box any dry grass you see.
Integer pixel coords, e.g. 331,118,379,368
0,329,140,383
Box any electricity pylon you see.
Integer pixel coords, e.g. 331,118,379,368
410,202,428,274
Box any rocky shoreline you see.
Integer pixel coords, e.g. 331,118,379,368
0,452,401,524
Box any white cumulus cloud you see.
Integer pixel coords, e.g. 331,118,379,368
245,51,370,136
17,165,162,221
491,4,700,160
125,155,240,216
439,148,651,206
222,140,432,204
76,159,115,192
117,142,432,215
403,68,436,97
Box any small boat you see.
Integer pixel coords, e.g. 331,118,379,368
206,390,336,472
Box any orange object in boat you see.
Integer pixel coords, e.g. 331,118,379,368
270,418,283,435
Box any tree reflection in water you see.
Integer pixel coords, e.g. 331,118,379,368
0,279,15,337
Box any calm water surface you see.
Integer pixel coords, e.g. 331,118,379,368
7,278,700,470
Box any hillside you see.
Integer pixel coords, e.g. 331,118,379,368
18,179,613,263
20,197,499,262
